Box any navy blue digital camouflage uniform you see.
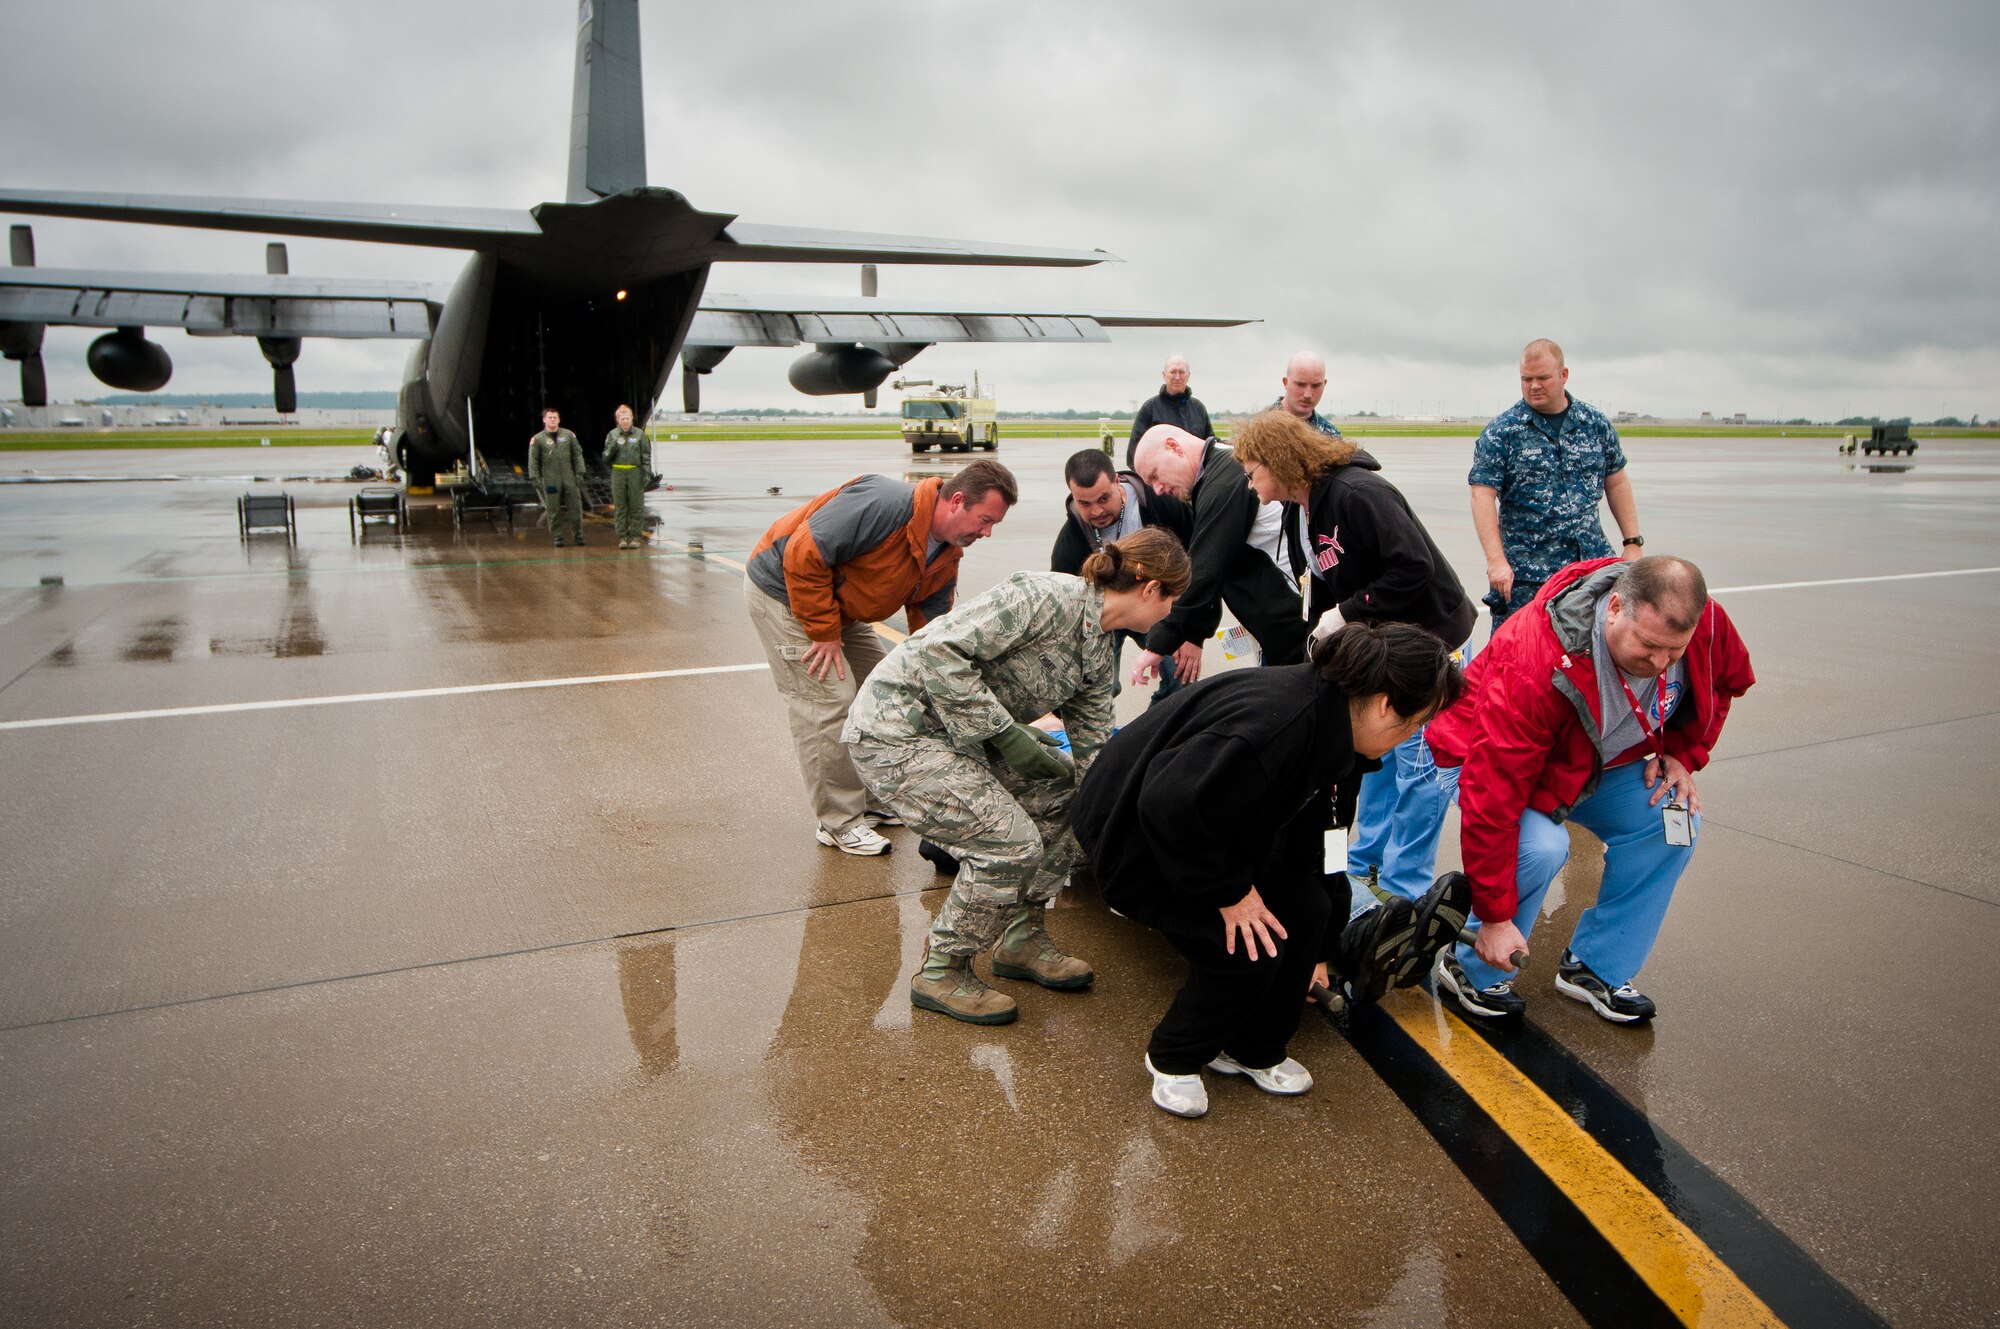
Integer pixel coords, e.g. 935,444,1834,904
1469,396,1627,621
1268,399,1344,439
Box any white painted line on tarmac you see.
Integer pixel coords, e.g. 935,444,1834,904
1715,565,2000,594
0,662,771,732
8,565,1996,734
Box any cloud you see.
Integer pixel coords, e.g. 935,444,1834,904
2,0,1994,419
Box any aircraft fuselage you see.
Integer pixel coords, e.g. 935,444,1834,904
396,190,728,484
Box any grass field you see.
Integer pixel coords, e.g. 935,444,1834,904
2,422,1994,451
0,429,381,451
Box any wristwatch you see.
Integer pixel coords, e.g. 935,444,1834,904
1622,535,1645,548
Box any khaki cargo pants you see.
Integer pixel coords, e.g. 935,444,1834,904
745,578,887,835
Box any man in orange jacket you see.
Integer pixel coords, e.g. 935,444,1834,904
745,460,1018,854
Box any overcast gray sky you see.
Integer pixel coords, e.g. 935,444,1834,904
2,0,1994,419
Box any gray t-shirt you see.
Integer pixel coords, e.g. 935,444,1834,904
1592,594,1686,764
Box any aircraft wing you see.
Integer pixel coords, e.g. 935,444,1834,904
0,189,1117,269
687,293,1254,348
0,188,539,250
0,266,444,338
711,223,1114,268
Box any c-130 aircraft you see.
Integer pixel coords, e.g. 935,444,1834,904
0,0,1247,486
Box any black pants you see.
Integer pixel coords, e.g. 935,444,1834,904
1145,875,1332,1075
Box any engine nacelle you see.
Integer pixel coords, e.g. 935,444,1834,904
87,327,172,392
259,336,302,414
787,343,897,397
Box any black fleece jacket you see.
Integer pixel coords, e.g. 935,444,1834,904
1125,388,1214,465
1141,440,1311,662
1286,465,1476,647
1072,664,1367,929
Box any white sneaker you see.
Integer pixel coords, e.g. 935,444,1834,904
1206,1051,1314,1096
815,823,892,856
1145,1055,1209,1118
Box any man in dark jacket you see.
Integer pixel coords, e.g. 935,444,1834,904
1124,355,1212,467
1049,448,1192,575
1426,555,1754,1024
1129,425,1309,684
1051,448,1193,702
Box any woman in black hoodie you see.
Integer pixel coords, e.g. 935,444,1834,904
1234,409,1477,927
1070,622,1463,1119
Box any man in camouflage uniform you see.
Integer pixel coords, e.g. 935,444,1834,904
1470,339,1644,624
602,404,651,549
528,407,588,547
843,571,1116,1025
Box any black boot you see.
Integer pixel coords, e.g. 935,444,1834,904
918,838,956,875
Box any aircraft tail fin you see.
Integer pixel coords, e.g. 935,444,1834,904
567,0,648,202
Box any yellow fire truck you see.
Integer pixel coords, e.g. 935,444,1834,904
899,375,998,453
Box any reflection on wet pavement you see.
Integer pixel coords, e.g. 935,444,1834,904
1,437,1996,1326
119,615,183,662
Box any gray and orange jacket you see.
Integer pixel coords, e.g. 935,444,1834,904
748,474,960,642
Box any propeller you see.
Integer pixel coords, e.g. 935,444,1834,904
261,244,298,412
4,225,48,406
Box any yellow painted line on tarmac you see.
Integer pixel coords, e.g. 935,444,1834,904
1380,988,1785,1328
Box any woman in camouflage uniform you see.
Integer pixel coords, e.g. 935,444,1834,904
843,528,1191,1026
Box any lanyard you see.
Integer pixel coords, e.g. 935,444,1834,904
1617,672,1663,755
1296,502,1313,620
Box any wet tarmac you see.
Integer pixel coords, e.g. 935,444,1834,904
1,436,1996,1327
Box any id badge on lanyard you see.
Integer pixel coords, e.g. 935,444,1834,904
1618,674,1690,845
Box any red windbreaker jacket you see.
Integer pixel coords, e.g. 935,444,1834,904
1426,557,1755,922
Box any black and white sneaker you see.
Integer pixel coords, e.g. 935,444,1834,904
862,807,904,828
1432,948,1526,1020
1394,871,1474,989
1555,950,1656,1023
1327,895,1416,1005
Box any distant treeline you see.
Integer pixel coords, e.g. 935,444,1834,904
1832,415,1984,428
101,391,399,408
86,395,1987,427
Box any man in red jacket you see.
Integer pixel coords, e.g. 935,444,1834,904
1425,555,1754,1023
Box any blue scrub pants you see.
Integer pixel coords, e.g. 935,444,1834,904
1344,728,1451,913
1344,631,1477,918
1444,761,1699,992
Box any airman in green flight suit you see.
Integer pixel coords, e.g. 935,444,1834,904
528,407,587,547
603,404,652,549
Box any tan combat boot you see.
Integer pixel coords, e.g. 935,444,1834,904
910,949,1018,1025
991,906,1095,990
